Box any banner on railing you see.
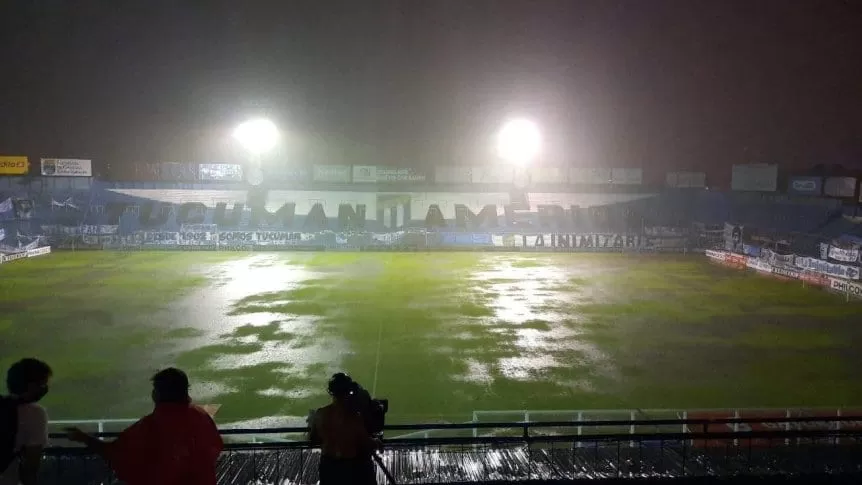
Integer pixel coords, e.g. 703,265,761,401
820,244,860,263
762,249,795,267
795,256,860,280
746,257,773,273
742,244,761,257
723,223,744,253
705,249,727,262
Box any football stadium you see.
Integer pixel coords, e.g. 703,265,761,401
3,159,862,447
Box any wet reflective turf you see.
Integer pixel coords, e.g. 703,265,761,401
1,252,860,426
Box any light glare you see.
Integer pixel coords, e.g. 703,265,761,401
233,118,279,155
497,118,541,165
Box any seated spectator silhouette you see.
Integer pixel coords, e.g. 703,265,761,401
309,373,378,485
66,368,222,485
0,358,52,485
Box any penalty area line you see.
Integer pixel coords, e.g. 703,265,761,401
371,319,384,396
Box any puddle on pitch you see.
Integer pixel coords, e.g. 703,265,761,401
167,253,349,397
456,256,616,384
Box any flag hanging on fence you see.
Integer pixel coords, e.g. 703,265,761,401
0,198,12,214
0,228,5,242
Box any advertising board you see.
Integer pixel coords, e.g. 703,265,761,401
434,166,472,184
731,164,778,192
824,177,857,198
771,266,800,280
199,163,243,182
829,278,862,299
313,165,351,183
529,167,566,185
666,171,706,188
40,158,92,177
352,165,377,183
787,176,822,196
569,168,611,185
610,168,643,185
470,166,513,184
0,156,29,175
746,257,773,273
705,249,727,262
376,167,425,183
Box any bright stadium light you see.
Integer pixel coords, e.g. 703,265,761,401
496,118,541,166
233,118,279,155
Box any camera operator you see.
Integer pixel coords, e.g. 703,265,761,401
309,373,379,485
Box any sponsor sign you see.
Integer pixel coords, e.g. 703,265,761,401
747,257,773,273
40,158,92,177
159,162,199,181
441,233,493,246
529,167,566,185
801,270,830,287
827,245,859,263
724,253,747,269
267,166,310,183
706,249,728,262
376,167,425,183
0,156,29,175
26,246,51,257
313,164,351,183
569,167,611,185
352,165,377,183
829,278,862,299
492,233,645,249
0,251,28,263
772,266,800,280
666,171,707,188
471,166,513,184
731,164,778,192
824,177,857,198
787,176,822,195
434,166,472,184
610,168,643,185
687,410,862,448
199,163,243,182
795,256,860,280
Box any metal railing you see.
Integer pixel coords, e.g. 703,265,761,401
41,415,862,484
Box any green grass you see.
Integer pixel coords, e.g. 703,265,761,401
1,251,861,426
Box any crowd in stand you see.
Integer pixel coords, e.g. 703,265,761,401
0,359,378,485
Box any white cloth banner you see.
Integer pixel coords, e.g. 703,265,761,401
795,256,860,280
0,228,4,242
828,245,860,263
0,198,12,213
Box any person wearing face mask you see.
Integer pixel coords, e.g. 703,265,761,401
0,358,53,485
66,368,223,485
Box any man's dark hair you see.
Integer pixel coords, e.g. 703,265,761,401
6,358,52,395
151,368,190,403
328,372,356,400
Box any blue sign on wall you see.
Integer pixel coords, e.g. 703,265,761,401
787,177,822,196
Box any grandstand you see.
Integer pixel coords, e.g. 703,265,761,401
2,160,862,484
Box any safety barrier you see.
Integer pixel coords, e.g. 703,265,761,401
41,415,862,484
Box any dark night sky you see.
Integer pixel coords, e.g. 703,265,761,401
1,0,860,186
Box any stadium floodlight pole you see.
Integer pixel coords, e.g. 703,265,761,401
233,118,279,159
233,118,277,186
496,118,541,166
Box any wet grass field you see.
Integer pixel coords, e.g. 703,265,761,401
1,251,861,427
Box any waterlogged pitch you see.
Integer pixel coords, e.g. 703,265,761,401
1,251,861,427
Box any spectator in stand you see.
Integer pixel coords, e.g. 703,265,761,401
0,358,53,485
66,368,222,485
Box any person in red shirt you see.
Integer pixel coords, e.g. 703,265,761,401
67,368,223,485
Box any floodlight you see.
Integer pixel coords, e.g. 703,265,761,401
496,118,541,165
233,118,278,155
